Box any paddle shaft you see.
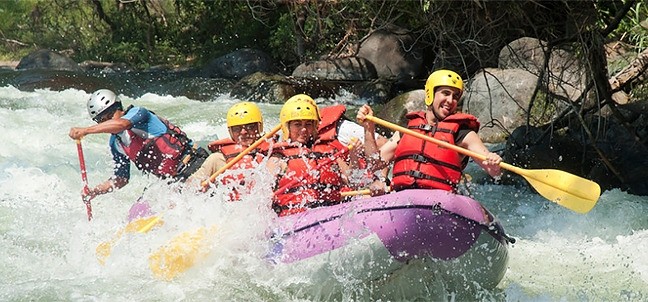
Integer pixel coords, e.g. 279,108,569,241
273,144,352,196
365,115,490,161
75,140,93,221
366,115,572,176
341,186,391,197
201,124,282,189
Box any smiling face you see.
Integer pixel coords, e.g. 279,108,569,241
229,122,261,147
288,119,318,144
430,86,461,121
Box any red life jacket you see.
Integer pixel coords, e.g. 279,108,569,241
318,104,369,170
318,105,346,141
272,139,348,217
209,137,271,201
391,111,480,192
209,137,269,167
117,111,191,178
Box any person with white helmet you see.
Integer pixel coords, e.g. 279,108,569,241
68,89,208,200
357,69,502,196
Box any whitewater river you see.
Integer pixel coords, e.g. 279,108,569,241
1,85,647,301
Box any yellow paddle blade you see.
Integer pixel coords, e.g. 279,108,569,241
96,229,125,265
505,164,601,213
148,225,218,281
95,216,164,265
127,215,164,233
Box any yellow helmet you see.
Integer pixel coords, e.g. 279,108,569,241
279,98,319,140
284,94,320,120
424,70,464,106
226,101,263,128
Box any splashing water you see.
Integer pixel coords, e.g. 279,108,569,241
1,86,647,301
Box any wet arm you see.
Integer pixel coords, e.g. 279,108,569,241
186,152,226,187
69,118,132,139
86,176,128,199
459,131,502,177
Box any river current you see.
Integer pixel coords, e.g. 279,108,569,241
0,81,646,301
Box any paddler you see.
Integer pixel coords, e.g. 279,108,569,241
187,101,270,199
267,95,363,216
356,69,502,195
68,89,208,200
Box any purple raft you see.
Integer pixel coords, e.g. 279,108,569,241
270,189,511,291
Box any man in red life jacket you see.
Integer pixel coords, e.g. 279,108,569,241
357,69,502,195
267,95,362,216
186,102,268,195
68,89,207,200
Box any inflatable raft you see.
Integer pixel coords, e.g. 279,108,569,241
267,189,512,297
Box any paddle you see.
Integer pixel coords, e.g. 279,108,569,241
75,139,93,221
150,124,282,280
148,225,218,281
363,115,600,214
341,186,391,197
96,215,164,265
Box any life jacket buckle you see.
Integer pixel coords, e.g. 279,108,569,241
410,154,429,163
408,170,425,179
418,124,437,134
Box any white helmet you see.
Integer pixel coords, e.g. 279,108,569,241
87,89,120,121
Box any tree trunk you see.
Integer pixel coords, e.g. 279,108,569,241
609,47,648,104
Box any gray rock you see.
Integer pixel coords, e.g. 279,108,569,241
357,29,423,80
292,57,377,80
16,49,83,72
463,68,539,143
202,48,279,79
499,37,586,102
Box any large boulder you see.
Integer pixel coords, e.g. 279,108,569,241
376,89,426,127
202,48,279,79
498,37,586,102
502,126,591,187
357,29,423,81
582,110,648,195
463,68,539,143
16,49,83,72
292,57,377,81
229,72,297,104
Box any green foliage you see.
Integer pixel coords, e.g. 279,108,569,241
623,2,648,51
269,13,298,65
0,0,38,59
0,0,645,77
598,0,648,52
530,91,561,126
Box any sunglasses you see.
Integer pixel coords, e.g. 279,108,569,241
230,123,259,133
93,111,112,123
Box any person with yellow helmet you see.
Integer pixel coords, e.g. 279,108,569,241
186,102,270,196
267,95,362,216
284,94,388,148
357,69,502,196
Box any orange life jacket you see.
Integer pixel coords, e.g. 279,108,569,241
391,111,480,192
272,139,348,216
117,110,191,178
